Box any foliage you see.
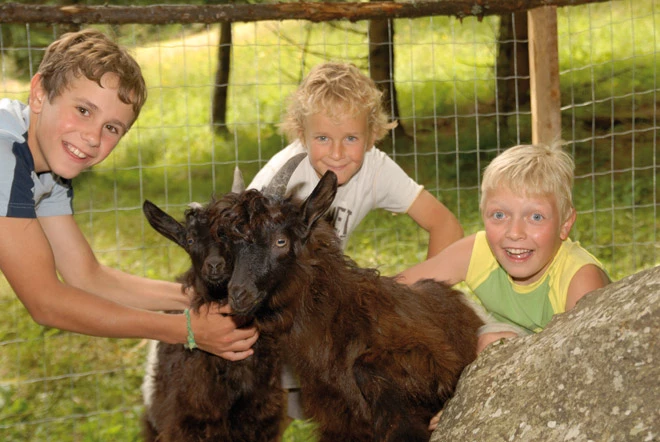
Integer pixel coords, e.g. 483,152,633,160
1,2,658,440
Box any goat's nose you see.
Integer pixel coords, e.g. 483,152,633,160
205,255,224,274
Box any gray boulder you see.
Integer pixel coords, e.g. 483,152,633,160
432,265,659,442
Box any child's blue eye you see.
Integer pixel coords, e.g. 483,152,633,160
531,213,544,221
346,136,358,142
493,211,505,220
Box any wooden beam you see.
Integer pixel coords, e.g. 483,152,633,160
0,1,611,25
528,6,562,145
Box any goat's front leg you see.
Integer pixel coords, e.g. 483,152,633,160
353,349,432,442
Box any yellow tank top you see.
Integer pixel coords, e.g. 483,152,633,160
465,231,607,333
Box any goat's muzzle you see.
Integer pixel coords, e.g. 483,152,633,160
202,255,227,285
228,283,264,316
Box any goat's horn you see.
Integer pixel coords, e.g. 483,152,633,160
264,152,307,197
232,166,246,193
188,202,203,210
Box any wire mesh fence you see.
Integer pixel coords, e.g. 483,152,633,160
0,1,657,440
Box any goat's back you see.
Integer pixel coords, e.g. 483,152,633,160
274,231,483,440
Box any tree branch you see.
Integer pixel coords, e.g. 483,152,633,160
0,1,610,25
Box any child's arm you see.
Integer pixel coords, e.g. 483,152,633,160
40,214,189,311
406,189,463,258
397,233,475,286
0,215,258,360
565,264,610,310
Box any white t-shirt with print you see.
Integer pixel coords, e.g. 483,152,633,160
248,140,423,248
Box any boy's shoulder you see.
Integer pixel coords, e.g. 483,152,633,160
0,99,31,179
247,141,308,191
362,146,411,176
0,99,29,141
555,238,606,274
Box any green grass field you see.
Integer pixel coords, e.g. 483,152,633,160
1,2,658,440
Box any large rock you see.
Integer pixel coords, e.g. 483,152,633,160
432,265,659,442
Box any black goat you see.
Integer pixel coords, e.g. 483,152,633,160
140,197,284,441
209,170,484,442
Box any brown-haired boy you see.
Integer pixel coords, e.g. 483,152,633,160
0,29,257,359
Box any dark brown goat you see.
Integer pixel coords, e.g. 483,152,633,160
209,170,485,442
140,200,284,442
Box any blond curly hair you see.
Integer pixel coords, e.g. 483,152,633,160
280,62,397,144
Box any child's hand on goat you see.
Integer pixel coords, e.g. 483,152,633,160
192,303,259,361
428,409,443,431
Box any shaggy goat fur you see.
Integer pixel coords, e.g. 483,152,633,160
140,200,284,442
208,171,485,442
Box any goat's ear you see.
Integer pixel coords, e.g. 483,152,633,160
143,200,187,248
301,171,337,233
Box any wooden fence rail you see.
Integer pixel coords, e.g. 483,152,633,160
1,1,608,24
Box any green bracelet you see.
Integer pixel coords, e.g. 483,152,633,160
183,308,197,350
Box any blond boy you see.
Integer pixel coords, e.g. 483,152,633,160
400,142,610,431
0,29,256,360
249,62,463,257
400,143,610,351
249,61,464,421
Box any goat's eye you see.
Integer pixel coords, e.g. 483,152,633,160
186,236,195,245
275,237,287,248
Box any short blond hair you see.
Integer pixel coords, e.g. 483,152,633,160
279,62,397,143
38,28,147,126
480,142,575,221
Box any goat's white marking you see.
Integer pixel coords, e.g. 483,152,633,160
141,340,159,408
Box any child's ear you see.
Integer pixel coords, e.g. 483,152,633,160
559,208,577,240
29,74,46,113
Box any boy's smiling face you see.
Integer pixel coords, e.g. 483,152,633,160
28,72,135,179
302,112,373,186
482,185,576,285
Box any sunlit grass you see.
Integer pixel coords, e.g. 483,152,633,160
1,4,658,440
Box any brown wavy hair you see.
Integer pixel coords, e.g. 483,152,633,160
37,28,147,126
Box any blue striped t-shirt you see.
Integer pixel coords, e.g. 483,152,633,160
0,98,73,218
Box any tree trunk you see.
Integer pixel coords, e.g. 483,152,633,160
212,21,232,135
496,12,529,134
368,16,406,140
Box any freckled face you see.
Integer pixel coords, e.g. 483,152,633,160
28,72,135,179
302,112,372,186
482,185,574,285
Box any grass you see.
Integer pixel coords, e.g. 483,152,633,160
1,2,659,440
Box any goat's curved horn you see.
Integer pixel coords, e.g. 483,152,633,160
232,166,246,193
264,152,307,197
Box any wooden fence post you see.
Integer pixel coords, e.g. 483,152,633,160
528,6,561,145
